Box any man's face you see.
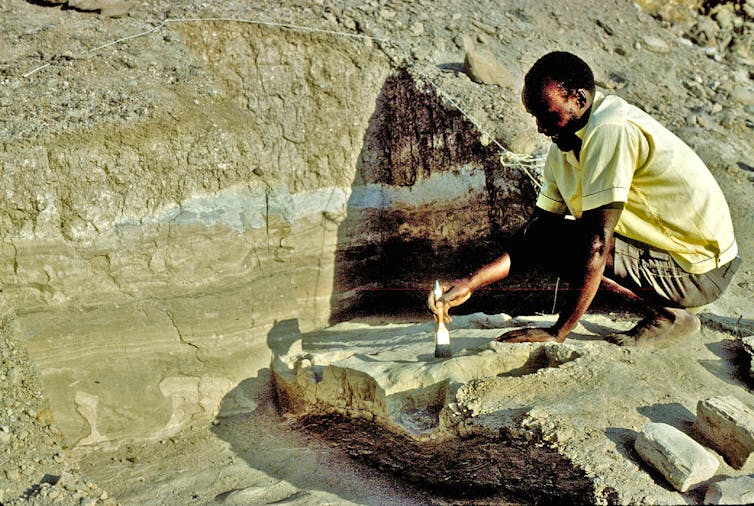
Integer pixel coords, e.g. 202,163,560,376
524,80,584,152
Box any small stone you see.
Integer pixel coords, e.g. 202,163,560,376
452,34,465,49
704,475,754,505
379,8,396,19
694,396,754,469
100,1,133,18
410,22,424,36
731,86,754,107
642,35,670,53
634,422,719,492
697,114,716,130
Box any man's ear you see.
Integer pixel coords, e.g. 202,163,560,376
575,89,587,107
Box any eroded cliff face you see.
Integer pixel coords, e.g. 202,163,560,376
0,22,535,447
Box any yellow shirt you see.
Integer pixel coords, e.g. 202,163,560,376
535,92,738,274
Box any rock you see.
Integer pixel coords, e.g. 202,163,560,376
642,35,670,53
463,48,515,88
711,4,736,31
379,8,396,19
704,475,754,505
634,422,719,492
452,34,466,49
223,480,299,504
731,86,754,107
694,396,754,469
99,1,133,17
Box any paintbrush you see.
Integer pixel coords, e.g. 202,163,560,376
433,280,452,358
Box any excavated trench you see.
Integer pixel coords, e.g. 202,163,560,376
269,317,597,503
0,22,592,503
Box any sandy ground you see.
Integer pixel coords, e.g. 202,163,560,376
72,371,442,506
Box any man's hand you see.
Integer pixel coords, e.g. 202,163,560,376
497,326,565,343
427,279,472,323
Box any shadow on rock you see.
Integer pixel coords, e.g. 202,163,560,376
605,426,640,465
637,402,696,431
700,338,752,388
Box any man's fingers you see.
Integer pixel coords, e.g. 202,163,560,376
446,291,471,308
441,305,451,324
428,281,471,323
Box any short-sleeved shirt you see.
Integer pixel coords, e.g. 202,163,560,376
535,92,738,274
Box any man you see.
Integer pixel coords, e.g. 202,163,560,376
430,51,740,345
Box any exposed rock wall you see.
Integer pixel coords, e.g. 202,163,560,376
0,22,534,446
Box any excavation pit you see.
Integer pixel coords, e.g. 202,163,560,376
272,313,583,437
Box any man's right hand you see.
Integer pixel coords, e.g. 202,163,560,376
427,278,473,323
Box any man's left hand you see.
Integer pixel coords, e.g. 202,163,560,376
496,327,565,343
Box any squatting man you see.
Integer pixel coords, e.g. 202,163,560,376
429,51,741,345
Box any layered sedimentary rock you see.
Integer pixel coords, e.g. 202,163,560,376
0,22,537,446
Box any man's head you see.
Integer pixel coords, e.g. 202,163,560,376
522,52,595,152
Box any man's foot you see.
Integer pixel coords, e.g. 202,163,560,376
607,307,700,347
496,327,563,343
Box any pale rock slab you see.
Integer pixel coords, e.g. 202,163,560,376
694,395,754,469
634,422,719,492
704,474,754,505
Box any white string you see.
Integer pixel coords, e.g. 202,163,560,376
22,21,168,77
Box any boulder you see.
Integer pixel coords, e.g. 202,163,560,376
463,49,516,88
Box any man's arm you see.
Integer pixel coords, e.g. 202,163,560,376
503,203,623,343
429,208,565,322
428,252,510,323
